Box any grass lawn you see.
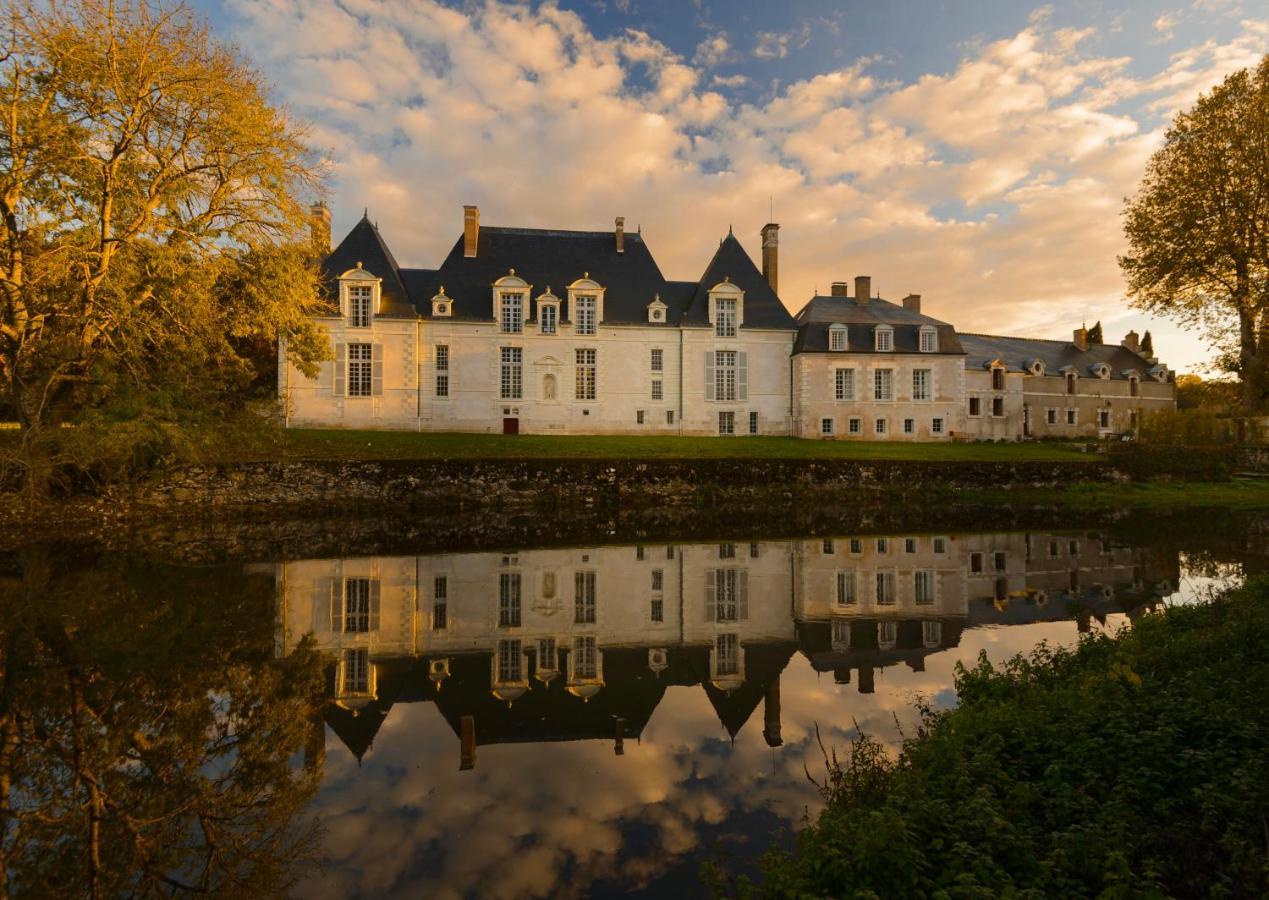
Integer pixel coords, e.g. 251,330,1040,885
268,429,1101,463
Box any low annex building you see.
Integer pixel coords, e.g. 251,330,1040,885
280,204,1175,440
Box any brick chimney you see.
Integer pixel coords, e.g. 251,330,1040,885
309,201,331,256
902,293,922,313
830,282,849,296
615,216,625,254
760,223,779,295
463,205,480,258
1073,326,1089,351
1121,330,1140,353
855,275,871,305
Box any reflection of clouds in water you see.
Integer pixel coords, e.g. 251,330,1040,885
299,619,1096,898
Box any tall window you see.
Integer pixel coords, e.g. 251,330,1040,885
435,345,449,398
992,367,1005,391
715,350,738,401
749,411,759,434
652,569,664,591
874,327,893,352
538,638,557,671
718,411,735,435
651,598,663,622
915,570,935,604
716,634,739,676
574,636,598,678
652,380,663,401
500,347,522,400
498,572,521,627
347,343,373,397
575,296,597,335
497,640,522,682
651,348,663,372
1066,372,1077,395
876,571,896,605
1130,376,1140,397
540,303,557,334
836,571,856,605
992,397,1004,417
969,397,981,416
500,292,524,333
575,349,596,400
835,369,854,401
874,368,893,401
348,285,372,327
343,649,369,693
574,571,596,623
878,621,898,649
1067,408,1077,425
919,327,937,353
433,576,448,630
715,298,737,337
344,577,371,632
714,569,743,621
913,369,931,401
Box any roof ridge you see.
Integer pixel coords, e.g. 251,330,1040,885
959,332,1077,344
481,225,642,240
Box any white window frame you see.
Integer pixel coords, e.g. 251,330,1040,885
718,411,736,435
539,301,558,335
836,571,856,605
918,326,937,353
574,295,597,335
912,368,932,402
848,418,862,435
874,368,894,401
821,417,834,435
932,417,944,434
915,570,935,605
347,343,373,397
435,344,450,398
874,325,894,352
875,417,887,435
500,347,522,400
499,292,525,334
875,571,897,605
829,324,847,351
835,368,855,401
575,349,597,400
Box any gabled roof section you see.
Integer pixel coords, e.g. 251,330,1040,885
682,233,796,330
792,295,964,354
416,226,673,324
322,213,414,317
959,333,1163,381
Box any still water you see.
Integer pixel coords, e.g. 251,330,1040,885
3,512,1263,897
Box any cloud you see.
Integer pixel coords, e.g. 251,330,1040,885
1153,12,1179,42
226,0,1269,373
752,30,790,60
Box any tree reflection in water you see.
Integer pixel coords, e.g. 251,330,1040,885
0,546,327,897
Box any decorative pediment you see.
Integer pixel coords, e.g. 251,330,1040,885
567,275,603,293
339,265,380,283
533,355,563,368
431,285,453,317
647,292,668,323
493,270,529,290
708,279,744,297
1120,368,1140,380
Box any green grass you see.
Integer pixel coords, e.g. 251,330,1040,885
956,478,1269,510
266,429,1101,463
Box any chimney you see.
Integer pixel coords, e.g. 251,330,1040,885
459,715,476,770
762,677,782,748
463,205,480,258
615,216,625,254
858,665,875,695
830,282,849,296
855,275,872,305
1073,326,1088,351
1121,330,1140,354
309,201,331,256
902,293,922,313
760,223,779,295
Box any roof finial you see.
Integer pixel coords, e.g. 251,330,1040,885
728,223,733,235
362,207,369,220
356,261,363,269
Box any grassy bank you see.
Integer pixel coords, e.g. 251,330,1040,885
956,478,1269,511
747,578,1269,898
263,429,1098,463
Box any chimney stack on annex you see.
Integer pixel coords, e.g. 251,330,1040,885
463,205,480,258
830,282,849,296
1073,326,1089,351
761,223,779,295
1121,330,1140,354
902,294,922,313
309,201,331,255
615,216,625,254
855,275,872,305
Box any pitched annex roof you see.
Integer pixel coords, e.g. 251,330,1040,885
792,295,964,355
681,233,797,330
958,333,1163,381
321,213,415,317
414,225,676,325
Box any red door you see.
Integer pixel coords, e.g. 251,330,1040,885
503,417,519,435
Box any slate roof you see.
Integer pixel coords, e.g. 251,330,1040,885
681,233,797,330
321,214,414,317
958,333,1164,381
416,226,677,325
792,295,964,355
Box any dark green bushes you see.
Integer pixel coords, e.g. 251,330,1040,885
1106,441,1238,480
754,580,1269,898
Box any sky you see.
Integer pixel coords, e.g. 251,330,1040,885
195,0,1269,374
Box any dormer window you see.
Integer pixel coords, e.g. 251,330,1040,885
493,272,530,334
1028,359,1045,377
829,324,847,351
431,286,452,317
537,291,560,335
567,276,604,336
707,281,744,338
918,326,938,353
991,366,1005,391
874,325,894,352
339,266,381,327
647,293,668,324
1092,363,1111,379
1065,370,1078,394
1129,374,1140,397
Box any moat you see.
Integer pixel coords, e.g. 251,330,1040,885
2,508,1264,897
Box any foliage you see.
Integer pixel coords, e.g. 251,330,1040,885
1087,319,1103,344
0,0,328,496
1141,330,1154,358
1107,439,1237,480
753,578,1269,899
0,545,328,895
1120,55,1269,414
1175,374,1242,413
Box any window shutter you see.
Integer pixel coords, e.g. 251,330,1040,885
704,352,716,401
329,577,343,633
369,579,381,632
738,570,748,620
334,343,346,397
737,352,748,400
705,569,716,622
372,344,384,396
314,577,331,633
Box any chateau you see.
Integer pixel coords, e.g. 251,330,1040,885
280,204,1175,439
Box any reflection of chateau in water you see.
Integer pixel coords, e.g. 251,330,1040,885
274,533,1176,767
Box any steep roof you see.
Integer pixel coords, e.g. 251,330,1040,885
958,333,1163,380
681,233,796,330
415,226,674,324
321,214,414,317
793,295,964,355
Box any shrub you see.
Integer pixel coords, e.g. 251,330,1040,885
1106,441,1237,480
